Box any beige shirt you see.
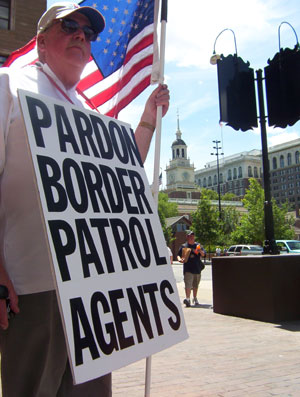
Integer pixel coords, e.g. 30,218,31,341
0,63,86,294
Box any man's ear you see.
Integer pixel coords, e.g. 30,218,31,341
37,34,46,51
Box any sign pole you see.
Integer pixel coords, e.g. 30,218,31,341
146,1,168,396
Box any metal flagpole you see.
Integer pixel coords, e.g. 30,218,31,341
145,1,167,396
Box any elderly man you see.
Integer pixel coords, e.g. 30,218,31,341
0,3,169,396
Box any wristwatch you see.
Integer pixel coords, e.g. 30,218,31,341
0,285,9,299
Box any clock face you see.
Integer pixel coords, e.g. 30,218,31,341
182,172,189,181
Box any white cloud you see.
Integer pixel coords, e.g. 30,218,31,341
268,131,300,147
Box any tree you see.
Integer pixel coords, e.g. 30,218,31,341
231,178,295,245
200,188,219,200
157,192,178,244
191,190,219,253
221,192,239,201
217,206,240,246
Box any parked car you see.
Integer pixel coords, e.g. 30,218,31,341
276,240,300,254
227,245,263,256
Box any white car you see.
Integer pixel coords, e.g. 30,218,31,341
227,245,263,256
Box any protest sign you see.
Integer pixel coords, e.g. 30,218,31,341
18,89,188,384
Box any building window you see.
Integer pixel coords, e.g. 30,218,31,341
273,157,277,170
287,153,292,166
213,174,217,185
233,168,237,179
176,148,179,157
0,0,10,30
227,169,232,181
238,166,242,178
220,173,223,183
203,177,207,187
248,166,253,177
208,176,212,186
198,179,202,187
254,166,258,178
280,155,284,168
296,151,299,164
181,148,184,158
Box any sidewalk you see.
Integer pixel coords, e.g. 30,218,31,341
112,278,300,396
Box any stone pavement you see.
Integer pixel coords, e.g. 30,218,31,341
112,275,300,396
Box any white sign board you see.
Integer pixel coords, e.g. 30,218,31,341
18,89,188,385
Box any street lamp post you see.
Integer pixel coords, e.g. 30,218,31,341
211,140,224,219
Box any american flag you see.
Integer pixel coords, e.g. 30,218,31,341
3,0,160,118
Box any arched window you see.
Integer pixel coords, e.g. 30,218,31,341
208,176,212,186
295,151,299,164
248,166,253,177
220,173,223,183
203,177,207,187
233,168,237,179
287,153,292,166
273,157,277,170
228,169,232,181
280,155,284,168
181,148,185,158
198,179,202,187
254,166,258,178
238,166,242,178
213,174,217,185
176,148,179,157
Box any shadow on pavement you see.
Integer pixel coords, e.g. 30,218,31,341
183,304,213,310
275,321,300,332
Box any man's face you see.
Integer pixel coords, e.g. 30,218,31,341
38,12,92,73
187,234,195,244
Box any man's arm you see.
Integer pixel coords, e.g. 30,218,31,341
134,84,170,164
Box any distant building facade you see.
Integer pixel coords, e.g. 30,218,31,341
0,0,46,65
194,149,263,199
165,116,201,201
194,138,300,209
269,138,300,209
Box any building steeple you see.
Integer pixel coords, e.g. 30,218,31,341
176,109,182,141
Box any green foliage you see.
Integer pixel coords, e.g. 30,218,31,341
200,188,219,200
221,192,239,201
231,178,295,244
157,192,178,245
191,190,219,248
217,207,240,246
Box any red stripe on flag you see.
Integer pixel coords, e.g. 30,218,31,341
124,34,153,64
77,68,104,92
3,37,37,67
105,75,151,118
91,54,153,107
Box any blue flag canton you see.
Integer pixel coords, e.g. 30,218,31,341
82,0,155,77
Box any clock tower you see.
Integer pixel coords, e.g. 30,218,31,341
166,114,196,192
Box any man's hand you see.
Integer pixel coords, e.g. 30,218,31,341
141,84,170,125
0,267,19,330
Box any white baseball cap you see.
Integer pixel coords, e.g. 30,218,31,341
37,2,105,35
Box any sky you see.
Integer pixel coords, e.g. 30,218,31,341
47,0,300,185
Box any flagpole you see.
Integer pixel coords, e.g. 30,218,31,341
151,0,167,207
145,1,167,396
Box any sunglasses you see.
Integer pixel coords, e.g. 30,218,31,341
58,18,98,42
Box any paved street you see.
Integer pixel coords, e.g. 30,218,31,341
112,264,300,396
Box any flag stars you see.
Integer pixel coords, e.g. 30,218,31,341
103,48,108,54
124,9,129,15
119,31,123,36
110,61,114,66
103,5,108,11
106,38,111,44
111,18,116,23
121,20,126,25
108,28,113,34
113,7,119,13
